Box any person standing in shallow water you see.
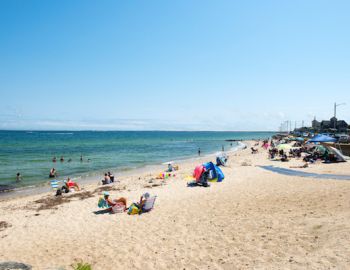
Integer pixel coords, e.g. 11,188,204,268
198,148,201,156
16,172,22,182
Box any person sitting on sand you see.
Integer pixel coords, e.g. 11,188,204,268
49,168,57,178
103,192,127,210
167,163,174,172
108,172,115,183
134,192,154,212
281,154,289,162
127,192,154,214
102,173,111,185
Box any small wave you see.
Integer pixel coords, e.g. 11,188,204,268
231,142,247,152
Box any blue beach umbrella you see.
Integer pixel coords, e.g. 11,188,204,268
308,134,337,143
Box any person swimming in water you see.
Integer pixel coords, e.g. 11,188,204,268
49,168,57,178
60,156,64,162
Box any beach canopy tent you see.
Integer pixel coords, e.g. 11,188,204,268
203,162,225,182
308,134,337,143
193,165,205,181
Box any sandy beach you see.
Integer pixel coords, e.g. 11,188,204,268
1,141,349,270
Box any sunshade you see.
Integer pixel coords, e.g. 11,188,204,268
308,134,337,143
277,144,292,151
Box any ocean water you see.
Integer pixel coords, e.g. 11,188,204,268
0,131,275,188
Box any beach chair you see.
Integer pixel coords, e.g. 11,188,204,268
50,179,62,190
142,196,157,212
51,179,65,196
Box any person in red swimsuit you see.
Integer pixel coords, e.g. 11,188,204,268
65,177,81,191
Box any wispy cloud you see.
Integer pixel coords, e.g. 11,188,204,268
0,115,278,131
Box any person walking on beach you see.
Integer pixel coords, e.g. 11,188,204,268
222,145,225,152
198,148,201,156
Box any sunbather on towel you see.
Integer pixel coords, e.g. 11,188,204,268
62,177,80,192
103,192,127,209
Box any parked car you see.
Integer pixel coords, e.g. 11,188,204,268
335,134,350,143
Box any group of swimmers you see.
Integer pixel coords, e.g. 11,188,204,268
52,155,89,163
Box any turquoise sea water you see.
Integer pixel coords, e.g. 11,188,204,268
0,131,275,189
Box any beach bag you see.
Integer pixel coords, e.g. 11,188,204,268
111,203,125,214
127,203,140,215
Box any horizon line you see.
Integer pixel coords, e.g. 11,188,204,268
0,129,278,133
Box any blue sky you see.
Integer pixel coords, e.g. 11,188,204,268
1,0,349,131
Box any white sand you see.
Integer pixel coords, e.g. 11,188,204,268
1,141,349,269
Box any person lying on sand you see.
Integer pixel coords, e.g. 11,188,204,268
64,177,81,191
103,192,127,210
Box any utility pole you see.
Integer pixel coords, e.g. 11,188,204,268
334,102,346,129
